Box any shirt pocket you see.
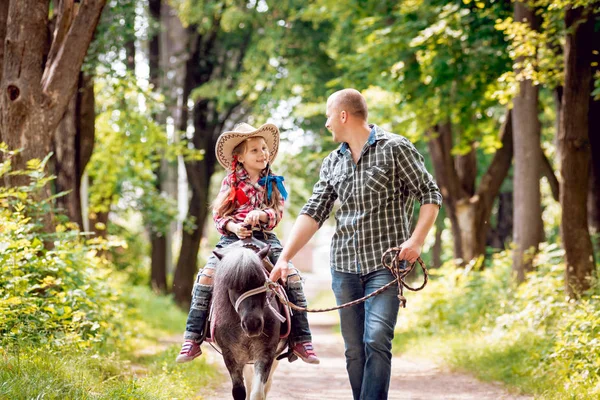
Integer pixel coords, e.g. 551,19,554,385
364,165,391,193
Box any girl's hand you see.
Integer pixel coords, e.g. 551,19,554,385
244,210,264,227
230,222,251,239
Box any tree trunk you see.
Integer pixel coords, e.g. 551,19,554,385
53,72,95,228
541,151,559,201
171,27,205,307
0,0,106,233
160,1,188,279
487,191,514,250
0,1,8,105
455,143,476,197
173,100,219,307
511,2,543,283
171,12,246,306
427,111,513,265
560,6,596,297
125,38,135,73
147,0,168,293
588,20,600,248
54,86,80,224
1,0,51,182
431,210,444,268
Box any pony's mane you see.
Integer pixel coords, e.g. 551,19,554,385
213,247,266,293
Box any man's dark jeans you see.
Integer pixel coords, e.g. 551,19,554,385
332,268,401,400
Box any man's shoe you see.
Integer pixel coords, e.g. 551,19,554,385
292,341,320,364
175,340,202,363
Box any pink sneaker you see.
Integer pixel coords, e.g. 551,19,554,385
292,341,320,364
175,340,202,363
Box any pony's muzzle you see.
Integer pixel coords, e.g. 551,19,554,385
241,316,264,337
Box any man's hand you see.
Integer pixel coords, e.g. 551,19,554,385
269,257,290,284
397,237,423,264
244,210,264,227
228,222,251,239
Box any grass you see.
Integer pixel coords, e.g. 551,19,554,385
393,330,555,397
0,286,223,400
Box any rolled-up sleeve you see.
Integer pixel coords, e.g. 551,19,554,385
396,140,443,207
300,156,338,227
213,176,233,235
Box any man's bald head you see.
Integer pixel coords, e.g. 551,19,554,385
327,89,368,121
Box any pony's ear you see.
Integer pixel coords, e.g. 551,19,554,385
257,245,271,260
213,249,226,260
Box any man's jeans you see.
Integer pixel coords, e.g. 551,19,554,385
332,268,401,400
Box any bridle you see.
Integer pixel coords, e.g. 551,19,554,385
232,241,286,324
233,279,286,324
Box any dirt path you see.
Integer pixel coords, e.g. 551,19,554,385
199,272,531,400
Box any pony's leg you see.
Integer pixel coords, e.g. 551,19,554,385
250,358,275,400
243,365,254,400
264,358,279,396
223,352,246,400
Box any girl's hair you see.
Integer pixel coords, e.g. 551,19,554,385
212,138,283,219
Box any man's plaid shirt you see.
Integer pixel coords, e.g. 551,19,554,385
300,124,442,275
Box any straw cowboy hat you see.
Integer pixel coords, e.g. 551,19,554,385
215,122,280,170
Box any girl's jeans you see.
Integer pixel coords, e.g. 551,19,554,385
184,232,312,345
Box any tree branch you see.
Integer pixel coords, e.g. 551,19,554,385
46,0,75,72
540,150,559,201
476,109,513,205
41,0,106,123
427,122,467,203
473,109,514,245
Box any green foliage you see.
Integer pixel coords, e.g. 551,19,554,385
106,216,150,286
88,75,200,235
394,245,600,398
0,153,221,396
85,0,138,74
0,150,124,349
0,285,221,399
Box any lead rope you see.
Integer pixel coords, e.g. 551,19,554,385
272,247,429,312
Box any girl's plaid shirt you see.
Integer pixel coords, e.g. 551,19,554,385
300,125,443,275
213,167,283,235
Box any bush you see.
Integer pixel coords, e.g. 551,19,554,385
0,152,124,349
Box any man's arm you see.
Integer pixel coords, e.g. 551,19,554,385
271,155,338,282
269,214,320,282
398,204,439,263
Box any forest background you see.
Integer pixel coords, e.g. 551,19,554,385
1,0,599,399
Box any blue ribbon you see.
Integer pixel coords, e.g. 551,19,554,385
258,175,288,201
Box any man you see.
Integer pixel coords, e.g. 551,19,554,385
269,88,442,400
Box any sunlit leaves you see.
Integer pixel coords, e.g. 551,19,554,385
0,164,125,349
87,75,201,234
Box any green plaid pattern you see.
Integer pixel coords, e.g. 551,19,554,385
300,125,442,275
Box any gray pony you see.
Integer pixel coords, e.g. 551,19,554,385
212,243,287,400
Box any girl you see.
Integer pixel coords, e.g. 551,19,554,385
176,122,319,364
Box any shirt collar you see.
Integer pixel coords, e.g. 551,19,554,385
236,166,268,181
338,124,382,155
236,166,249,181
